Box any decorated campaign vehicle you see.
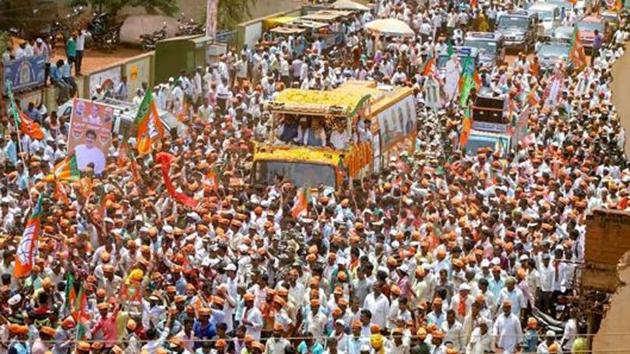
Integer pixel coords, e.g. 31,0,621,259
253,81,417,189
463,93,528,157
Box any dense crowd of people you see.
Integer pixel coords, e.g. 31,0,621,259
0,0,629,353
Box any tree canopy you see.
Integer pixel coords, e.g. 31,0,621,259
68,0,178,17
218,0,256,30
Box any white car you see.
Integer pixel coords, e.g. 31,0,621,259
528,2,562,39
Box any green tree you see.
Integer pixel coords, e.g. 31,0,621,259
68,0,178,17
217,0,256,30
0,31,10,54
0,0,53,36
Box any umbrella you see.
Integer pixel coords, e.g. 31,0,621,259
365,19,415,37
330,0,370,11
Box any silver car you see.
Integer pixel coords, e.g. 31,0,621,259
536,41,570,71
553,25,575,44
528,2,562,39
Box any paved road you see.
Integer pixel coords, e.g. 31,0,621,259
591,49,630,353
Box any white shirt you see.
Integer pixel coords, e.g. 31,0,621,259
74,143,106,174
441,320,465,351
330,130,351,150
561,318,577,351
538,263,554,292
362,292,390,328
240,306,263,339
76,31,86,51
493,312,522,354
467,327,493,354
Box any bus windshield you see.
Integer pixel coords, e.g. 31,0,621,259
254,160,336,188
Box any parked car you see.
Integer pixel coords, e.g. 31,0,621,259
536,40,571,71
544,0,576,22
496,10,540,53
57,98,187,136
553,25,575,43
600,10,621,31
528,2,562,39
576,16,608,52
464,32,506,68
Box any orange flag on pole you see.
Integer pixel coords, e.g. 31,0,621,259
14,195,43,277
569,28,588,71
134,88,164,155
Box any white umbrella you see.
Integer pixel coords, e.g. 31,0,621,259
330,0,370,11
365,18,415,37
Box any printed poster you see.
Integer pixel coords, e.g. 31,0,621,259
68,99,114,175
89,66,121,98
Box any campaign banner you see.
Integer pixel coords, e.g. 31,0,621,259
3,54,47,94
68,99,114,175
378,95,417,150
472,121,508,134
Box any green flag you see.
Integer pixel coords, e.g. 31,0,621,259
447,39,455,57
64,272,75,311
459,56,477,107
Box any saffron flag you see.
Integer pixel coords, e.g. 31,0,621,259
569,27,587,71
155,152,199,208
527,90,540,107
459,108,473,146
134,88,164,155
291,188,309,218
72,282,89,339
54,180,69,204
17,111,45,140
44,155,81,182
422,57,436,77
14,195,43,277
7,86,45,140
207,165,221,192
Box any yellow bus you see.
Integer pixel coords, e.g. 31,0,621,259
252,81,417,189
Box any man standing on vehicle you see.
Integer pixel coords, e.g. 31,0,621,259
592,29,602,66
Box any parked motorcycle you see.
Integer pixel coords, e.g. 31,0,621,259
87,12,121,52
176,13,204,36
140,25,167,51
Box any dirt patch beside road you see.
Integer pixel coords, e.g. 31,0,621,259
611,46,630,157
591,49,630,353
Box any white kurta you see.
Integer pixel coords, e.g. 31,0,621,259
493,313,522,354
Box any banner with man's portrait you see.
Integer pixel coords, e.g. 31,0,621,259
67,99,114,175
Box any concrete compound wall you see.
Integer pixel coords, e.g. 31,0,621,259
14,2,304,111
